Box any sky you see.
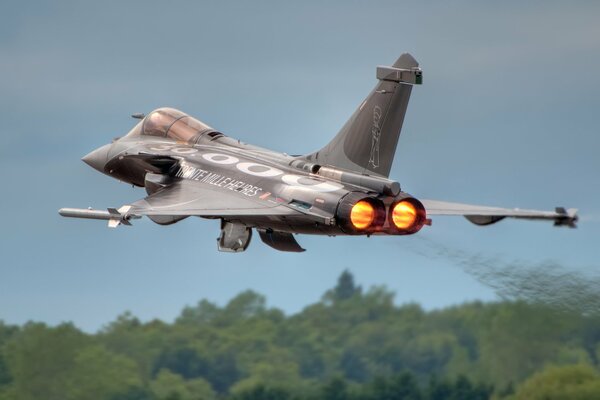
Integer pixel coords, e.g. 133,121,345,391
1,1,599,332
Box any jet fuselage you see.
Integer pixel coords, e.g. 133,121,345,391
83,112,424,238
61,54,576,253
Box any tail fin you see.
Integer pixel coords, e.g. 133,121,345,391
304,53,421,178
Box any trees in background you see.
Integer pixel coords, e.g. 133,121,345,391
0,271,599,400
510,364,600,400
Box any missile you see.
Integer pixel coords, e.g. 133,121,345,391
58,206,139,228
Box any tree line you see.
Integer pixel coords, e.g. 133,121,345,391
0,270,599,400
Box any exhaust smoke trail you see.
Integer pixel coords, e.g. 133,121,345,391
408,236,600,315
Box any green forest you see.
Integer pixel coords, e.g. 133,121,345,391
1,271,599,400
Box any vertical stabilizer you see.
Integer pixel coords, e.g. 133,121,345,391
304,53,421,177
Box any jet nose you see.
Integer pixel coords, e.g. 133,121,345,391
82,143,111,172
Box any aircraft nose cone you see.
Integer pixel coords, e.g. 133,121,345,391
82,144,111,172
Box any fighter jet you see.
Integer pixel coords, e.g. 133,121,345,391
59,53,578,252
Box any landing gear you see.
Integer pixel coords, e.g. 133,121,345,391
217,220,252,253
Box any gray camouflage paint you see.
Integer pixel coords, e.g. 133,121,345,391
59,54,577,252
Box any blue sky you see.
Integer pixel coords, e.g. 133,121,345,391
1,1,599,332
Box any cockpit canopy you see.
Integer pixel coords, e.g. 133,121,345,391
126,108,219,142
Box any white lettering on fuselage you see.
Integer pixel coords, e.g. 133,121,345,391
153,145,343,193
236,162,283,177
175,164,261,197
201,153,238,164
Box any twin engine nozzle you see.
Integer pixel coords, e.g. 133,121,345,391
337,193,426,235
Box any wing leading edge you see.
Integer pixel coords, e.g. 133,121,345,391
421,199,578,228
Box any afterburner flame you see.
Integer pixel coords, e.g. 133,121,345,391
392,201,418,230
350,201,375,230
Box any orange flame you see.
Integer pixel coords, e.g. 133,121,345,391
350,201,375,230
392,201,418,230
